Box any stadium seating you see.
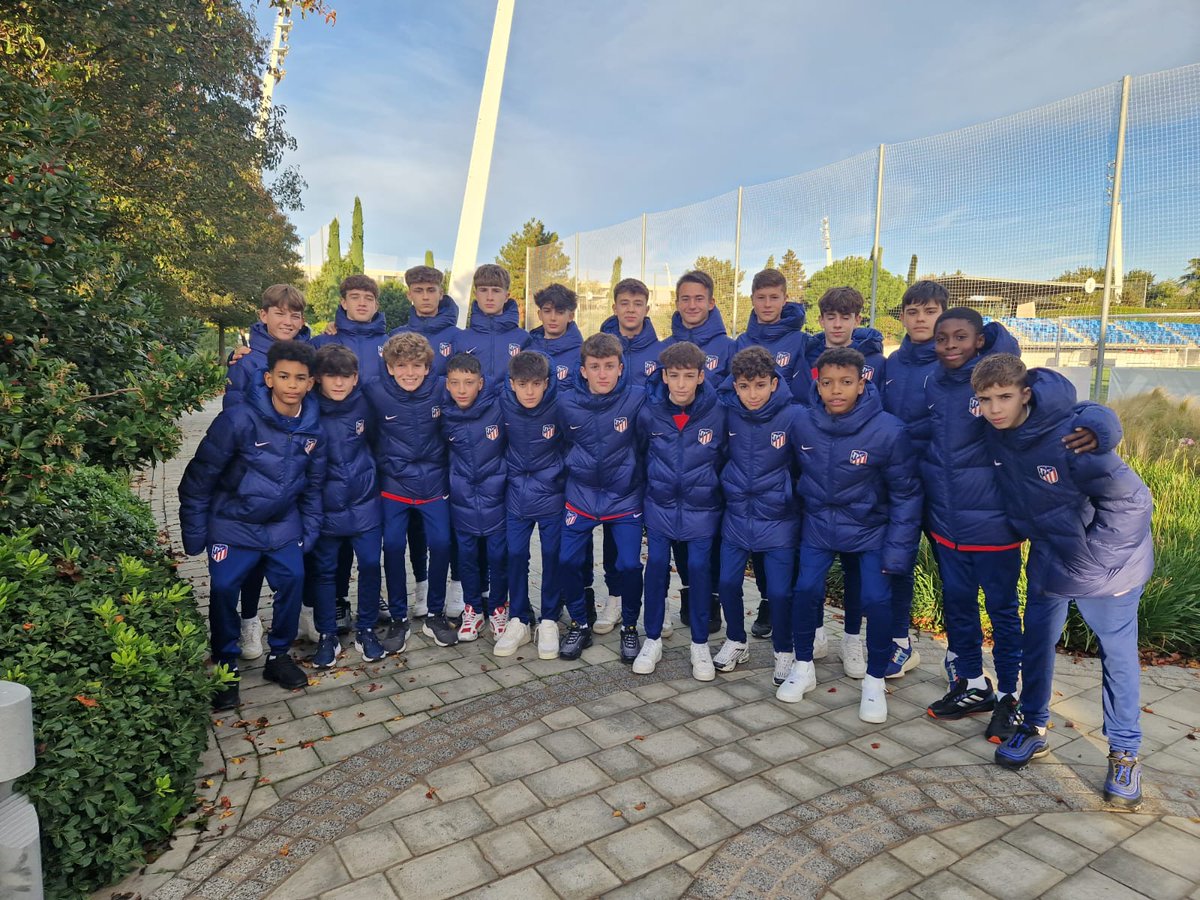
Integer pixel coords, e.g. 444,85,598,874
977,316,1200,348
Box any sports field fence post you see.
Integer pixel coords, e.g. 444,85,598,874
869,143,886,326
732,186,744,335
1094,74,1131,401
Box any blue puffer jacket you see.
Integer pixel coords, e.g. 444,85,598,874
735,303,808,384
792,327,887,405
663,308,736,386
315,387,380,537
363,373,448,501
224,321,313,408
601,316,665,387
984,368,1149,599
313,307,389,384
636,378,727,542
461,299,530,386
921,321,1023,549
794,383,922,572
883,336,940,455
501,375,565,519
440,386,507,536
180,380,325,555
558,366,645,518
528,322,583,386
391,296,464,377
717,373,802,551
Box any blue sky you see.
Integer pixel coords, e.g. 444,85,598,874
259,1,1199,281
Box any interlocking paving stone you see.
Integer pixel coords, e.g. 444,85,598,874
629,724,713,766
1042,866,1152,900
1000,819,1096,874
473,820,554,874
702,776,796,828
457,867,558,900
598,779,671,824
523,756,615,806
830,851,923,897
526,793,628,853
659,800,740,848
589,818,697,881
886,833,961,876
951,838,1067,898
1086,846,1195,900
474,780,546,826
384,840,495,900
391,797,494,856
641,757,733,805
535,847,622,899
330,824,410,878
320,871,397,900
471,740,559,785
1121,819,1200,882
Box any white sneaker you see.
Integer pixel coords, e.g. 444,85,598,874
690,643,716,681
493,618,529,657
772,651,795,686
842,633,867,679
296,607,319,643
410,580,429,618
489,604,509,638
813,626,829,660
632,637,662,674
445,580,465,618
593,595,622,634
536,621,559,660
776,660,817,703
457,604,484,642
712,639,750,673
860,674,888,723
239,616,264,660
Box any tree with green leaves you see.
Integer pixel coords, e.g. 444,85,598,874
777,249,807,306
907,254,918,286
425,250,436,267
693,256,746,329
497,218,571,302
610,256,623,295
348,196,364,274
378,283,411,330
804,256,907,328
305,216,348,321
1180,258,1200,290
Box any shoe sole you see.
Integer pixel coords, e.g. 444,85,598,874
312,654,344,669
885,650,922,680
458,632,480,642
538,646,559,660
383,641,407,655
693,669,716,682
926,703,996,721
212,696,241,711
995,745,1049,769
859,708,888,724
593,621,618,635
1103,791,1142,810
263,673,308,690
713,651,750,673
750,626,772,639
493,635,530,658
354,644,386,663
776,682,814,703
843,666,867,680
239,647,264,661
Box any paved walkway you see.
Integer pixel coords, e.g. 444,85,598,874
100,403,1200,900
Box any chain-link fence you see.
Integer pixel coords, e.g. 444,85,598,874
527,64,1200,399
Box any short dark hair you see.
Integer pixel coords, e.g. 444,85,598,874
658,341,705,372
816,347,866,376
581,332,622,363
901,279,949,310
730,346,776,382
936,307,984,336
261,283,305,312
534,283,578,313
405,265,444,287
818,286,864,317
509,350,550,382
266,339,316,373
339,274,379,299
972,354,1027,392
751,268,787,293
473,263,511,290
315,343,358,378
676,270,714,298
446,352,482,377
613,277,649,301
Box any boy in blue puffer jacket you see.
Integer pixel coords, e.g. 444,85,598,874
501,351,566,661
364,332,458,653
179,341,326,710
392,264,462,377
973,355,1149,808
441,353,510,645
879,280,946,677
304,345,386,667
633,342,727,679
557,333,647,661
528,283,583,386
716,347,804,689
784,348,922,725
461,263,530,386
602,278,666,387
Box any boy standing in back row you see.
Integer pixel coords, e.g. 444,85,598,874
528,283,583,385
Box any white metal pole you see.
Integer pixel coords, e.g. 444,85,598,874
640,213,647,284
731,186,744,335
868,144,885,326
450,0,517,328
1094,75,1131,400
524,245,532,328
256,5,292,144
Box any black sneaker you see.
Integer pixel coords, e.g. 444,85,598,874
927,677,996,720
986,693,1023,744
377,596,392,624
335,598,352,636
559,622,592,660
708,593,722,634
421,614,460,648
750,601,772,639
585,587,597,628
312,633,343,669
263,654,308,690
212,682,241,711
678,585,690,619
619,626,640,664
381,619,409,655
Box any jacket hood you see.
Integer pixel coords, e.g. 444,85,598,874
806,326,884,363
502,364,559,417
317,384,366,419
646,374,719,419
937,320,1020,385
601,315,660,351
406,295,461,335
441,382,501,424
1009,367,1078,449
530,321,583,353
806,381,884,436
248,320,312,354
893,335,938,367
718,369,793,423
743,302,805,342
671,306,730,346
567,363,630,410
469,298,522,333
333,306,388,338
248,378,320,434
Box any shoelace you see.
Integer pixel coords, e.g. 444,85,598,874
1109,755,1137,785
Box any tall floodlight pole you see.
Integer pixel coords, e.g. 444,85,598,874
256,5,293,142
1093,75,1131,401
450,0,517,327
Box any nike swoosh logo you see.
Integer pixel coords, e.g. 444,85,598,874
633,513,643,519
254,441,270,447
994,461,1003,466
885,379,894,385
801,445,813,450
728,432,737,436
385,415,398,421
651,432,664,436
569,425,583,430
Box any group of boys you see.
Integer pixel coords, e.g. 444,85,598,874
179,261,1153,808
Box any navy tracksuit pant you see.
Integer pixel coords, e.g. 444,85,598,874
507,513,561,624
794,547,892,678
307,528,382,634
719,545,794,650
457,529,507,615
382,496,451,620
560,509,643,627
644,531,713,642
209,542,304,665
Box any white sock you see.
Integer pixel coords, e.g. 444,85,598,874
893,637,909,649
966,675,988,691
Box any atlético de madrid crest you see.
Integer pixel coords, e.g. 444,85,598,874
698,428,713,445
1038,465,1059,484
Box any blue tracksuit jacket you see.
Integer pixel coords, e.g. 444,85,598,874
440,386,507,536
528,322,583,386
734,303,809,384
558,367,645,518
224,321,313,408
883,336,940,455
717,374,803,551
180,380,325,555
314,387,381,537
791,327,886,404
636,378,727,542
312,307,389,384
501,376,565,520
600,316,666,387
461,299,530,386
983,368,1151,599
362,373,448,502
662,308,736,386
794,383,923,572
390,295,464,378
